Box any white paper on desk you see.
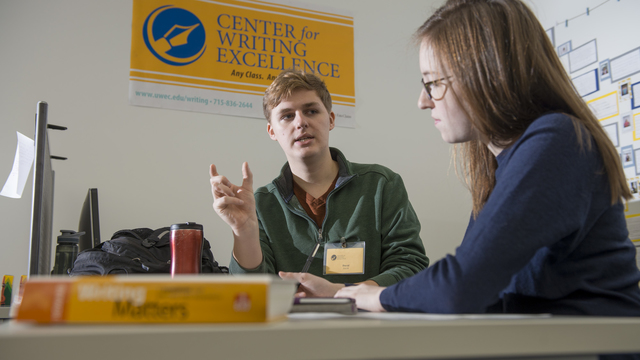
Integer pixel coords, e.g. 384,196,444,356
288,312,551,321
354,312,552,321
0,132,34,199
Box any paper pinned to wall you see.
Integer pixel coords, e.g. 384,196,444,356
572,69,599,97
610,47,640,83
0,132,34,199
587,91,619,121
569,39,597,74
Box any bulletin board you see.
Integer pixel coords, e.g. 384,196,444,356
549,1,640,258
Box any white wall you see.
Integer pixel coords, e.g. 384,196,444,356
2,1,619,286
1,0,469,282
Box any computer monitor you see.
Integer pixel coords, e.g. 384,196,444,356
78,188,101,252
28,101,55,277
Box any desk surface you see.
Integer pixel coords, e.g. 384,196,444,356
1,314,640,360
0,307,10,319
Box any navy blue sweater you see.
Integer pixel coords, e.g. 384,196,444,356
380,113,640,316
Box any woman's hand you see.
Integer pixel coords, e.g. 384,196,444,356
334,284,386,312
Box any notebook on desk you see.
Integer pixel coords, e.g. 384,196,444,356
290,297,357,315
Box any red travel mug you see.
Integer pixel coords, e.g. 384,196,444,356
170,222,203,276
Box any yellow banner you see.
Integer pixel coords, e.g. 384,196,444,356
129,0,355,127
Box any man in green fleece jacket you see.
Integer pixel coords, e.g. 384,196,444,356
209,69,429,297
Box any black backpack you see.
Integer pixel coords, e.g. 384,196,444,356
70,227,229,275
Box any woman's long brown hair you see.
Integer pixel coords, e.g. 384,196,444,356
416,0,631,217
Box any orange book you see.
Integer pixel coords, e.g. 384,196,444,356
15,274,296,324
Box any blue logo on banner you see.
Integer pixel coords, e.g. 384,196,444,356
143,6,206,66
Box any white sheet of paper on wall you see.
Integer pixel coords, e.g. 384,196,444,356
0,132,35,199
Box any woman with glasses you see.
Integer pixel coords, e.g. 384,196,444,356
336,0,640,320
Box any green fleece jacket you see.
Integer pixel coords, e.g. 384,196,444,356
229,148,429,286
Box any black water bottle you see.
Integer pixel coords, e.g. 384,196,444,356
51,230,83,276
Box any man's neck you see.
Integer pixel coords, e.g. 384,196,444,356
289,149,339,198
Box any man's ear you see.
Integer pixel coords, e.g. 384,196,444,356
329,111,336,131
267,122,277,141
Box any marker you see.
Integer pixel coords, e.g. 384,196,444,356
292,243,321,292
301,242,320,273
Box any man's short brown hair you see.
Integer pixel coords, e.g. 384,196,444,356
263,69,332,122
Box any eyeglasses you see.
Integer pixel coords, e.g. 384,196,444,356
421,77,451,101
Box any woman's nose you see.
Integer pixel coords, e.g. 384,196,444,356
418,88,434,110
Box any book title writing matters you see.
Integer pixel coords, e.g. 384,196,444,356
74,284,191,320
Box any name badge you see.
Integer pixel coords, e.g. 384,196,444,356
323,240,365,275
